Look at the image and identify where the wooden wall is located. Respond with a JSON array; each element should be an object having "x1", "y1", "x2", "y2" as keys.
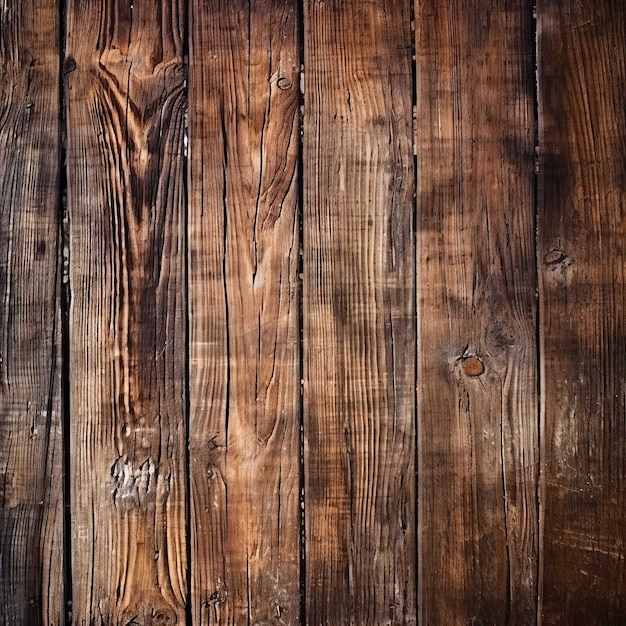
[{"x1": 0, "y1": 0, "x2": 624, "y2": 624}]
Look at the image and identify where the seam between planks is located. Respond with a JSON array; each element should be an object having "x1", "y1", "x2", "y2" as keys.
[
  {"x1": 59, "y1": 0, "x2": 73, "y2": 620},
  {"x1": 297, "y1": 0, "x2": 307, "y2": 624},
  {"x1": 183, "y1": 1, "x2": 192, "y2": 625},
  {"x1": 532, "y1": 3, "x2": 543, "y2": 625},
  {"x1": 409, "y1": 0, "x2": 419, "y2": 623}
]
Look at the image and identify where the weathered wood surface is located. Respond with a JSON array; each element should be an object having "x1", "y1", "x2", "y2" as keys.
[
  {"x1": 188, "y1": 0, "x2": 301, "y2": 623},
  {"x1": 415, "y1": 1, "x2": 538, "y2": 623},
  {"x1": 2, "y1": 1, "x2": 626, "y2": 623},
  {"x1": 538, "y1": 1, "x2": 626, "y2": 623},
  {"x1": 303, "y1": 0, "x2": 416, "y2": 623},
  {"x1": 65, "y1": 0, "x2": 187, "y2": 622},
  {"x1": 0, "y1": 1, "x2": 64, "y2": 624}
]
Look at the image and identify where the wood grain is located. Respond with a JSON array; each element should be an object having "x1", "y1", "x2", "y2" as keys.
[
  {"x1": 0, "y1": 1, "x2": 64, "y2": 623},
  {"x1": 538, "y1": 1, "x2": 626, "y2": 622},
  {"x1": 415, "y1": 1, "x2": 538, "y2": 623},
  {"x1": 303, "y1": 1, "x2": 416, "y2": 623},
  {"x1": 65, "y1": 0, "x2": 187, "y2": 622},
  {"x1": 188, "y1": 1, "x2": 301, "y2": 623}
]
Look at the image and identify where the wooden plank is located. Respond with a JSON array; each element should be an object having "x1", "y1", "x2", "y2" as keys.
[
  {"x1": 0, "y1": 1, "x2": 64, "y2": 623},
  {"x1": 538, "y1": 1, "x2": 626, "y2": 622},
  {"x1": 188, "y1": 1, "x2": 301, "y2": 623},
  {"x1": 303, "y1": 1, "x2": 416, "y2": 622},
  {"x1": 415, "y1": 1, "x2": 538, "y2": 622},
  {"x1": 65, "y1": 1, "x2": 187, "y2": 622}
]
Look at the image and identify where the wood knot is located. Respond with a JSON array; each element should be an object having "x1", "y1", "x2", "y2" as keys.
[
  {"x1": 462, "y1": 356, "x2": 484, "y2": 377},
  {"x1": 276, "y1": 76, "x2": 292, "y2": 90},
  {"x1": 151, "y1": 608, "x2": 177, "y2": 625},
  {"x1": 544, "y1": 248, "x2": 573, "y2": 269}
]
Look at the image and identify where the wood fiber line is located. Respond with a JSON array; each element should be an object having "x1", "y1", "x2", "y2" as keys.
[
  {"x1": 0, "y1": 1, "x2": 64, "y2": 623},
  {"x1": 538, "y1": 1, "x2": 626, "y2": 622},
  {"x1": 415, "y1": 1, "x2": 538, "y2": 623},
  {"x1": 188, "y1": 1, "x2": 301, "y2": 623},
  {"x1": 303, "y1": 1, "x2": 416, "y2": 623},
  {"x1": 65, "y1": 0, "x2": 188, "y2": 622}
]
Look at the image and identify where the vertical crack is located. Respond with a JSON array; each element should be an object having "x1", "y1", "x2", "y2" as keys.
[
  {"x1": 220, "y1": 110, "x2": 231, "y2": 452},
  {"x1": 498, "y1": 372, "x2": 512, "y2": 624}
]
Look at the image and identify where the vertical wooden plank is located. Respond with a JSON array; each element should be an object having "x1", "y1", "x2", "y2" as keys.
[
  {"x1": 415, "y1": 1, "x2": 538, "y2": 623},
  {"x1": 538, "y1": 1, "x2": 626, "y2": 622},
  {"x1": 188, "y1": 1, "x2": 301, "y2": 623},
  {"x1": 65, "y1": 0, "x2": 187, "y2": 622},
  {"x1": 303, "y1": 1, "x2": 416, "y2": 623},
  {"x1": 0, "y1": 1, "x2": 64, "y2": 623}
]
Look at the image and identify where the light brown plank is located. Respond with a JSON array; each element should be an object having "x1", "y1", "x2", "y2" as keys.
[
  {"x1": 0, "y1": 1, "x2": 64, "y2": 623},
  {"x1": 415, "y1": 1, "x2": 538, "y2": 622},
  {"x1": 188, "y1": 1, "x2": 301, "y2": 623},
  {"x1": 538, "y1": 1, "x2": 626, "y2": 622},
  {"x1": 303, "y1": 1, "x2": 416, "y2": 622},
  {"x1": 65, "y1": 0, "x2": 187, "y2": 622}
]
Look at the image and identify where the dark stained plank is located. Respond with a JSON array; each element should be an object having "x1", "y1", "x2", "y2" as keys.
[
  {"x1": 65, "y1": 0, "x2": 187, "y2": 622},
  {"x1": 415, "y1": 1, "x2": 538, "y2": 622},
  {"x1": 188, "y1": 1, "x2": 301, "y2": 623},
  {"x1": 538, "y1": 1, "x2": 626, "y2": 622},
  {"x1": 303, "y1": 1, "x2": 416, "y2": 623},
  {"x1": 0, "y1": 1, "x2": 64, "y2": 623}
]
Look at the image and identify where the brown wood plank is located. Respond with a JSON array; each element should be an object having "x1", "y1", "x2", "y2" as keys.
[
  {"x1": 415, "y1": 1, "x2": 538, "y2": 622},
  {"x1": 303, "y1": 1, "x2": 416, "y2": 623},
  {"x1": 538, "y1": 1, "x2": 626, "y2": 622},
  {"x1": 65, "y1": 0, "x2": 187, "y2": 622},
  {"x1": 0, "y1": 1, "x2": 64, "y2": 623},
  {"x1": 188, "y1": 1, "x2": 301, "y2": 623}
]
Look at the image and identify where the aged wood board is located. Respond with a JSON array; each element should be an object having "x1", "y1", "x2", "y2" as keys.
[
  {"x1": 0, "y1": 0, "x2": 623, "y2": 623},
  {"x1": 65, "y1": 0, "x2": 188, "y2": 621},
  {"x1": 416, "y1": 1, "x2": 539, "y2": 622},
  {"x1": 188, "y1": 0, "x2": 301, "y2": 623},
  {"x1": 0, "y1": 1, "x2": 64, "y2": 624},
  {"x1": 538, "y1": 0, "x2": 626, "y2": 622}
]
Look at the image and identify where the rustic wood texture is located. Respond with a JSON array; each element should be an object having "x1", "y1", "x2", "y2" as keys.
[
  {"x1": 538, "y1": 1, "x2": 626, "y2": 622},
  {"x1": 0, "y1": 1, "x2": 64, "y2": 624},
  {"x1": 188, "y1": 1, "x2": 301, "y2": 623},
  {"x1": 3, "y1": 2, "x2": 626, "y2": 622},
  {"x1": 303, "y1": 1, "x2": 416, "y2": 623},
  {"x1": 65, "y1": 0, "x2": 187, "y2": 622},
  {"x1": 415, "y1": 1, "x2": 538, "y2": 623}
]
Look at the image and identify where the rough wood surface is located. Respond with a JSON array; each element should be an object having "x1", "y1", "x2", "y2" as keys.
[
  {"x1": 65, "y1": 0, "x2": 187, "y2": 622},
  {"x1": 415, "y1": 1, "x2": 538, "y2": 623},
  {"x1": 3, "y1": 2, "x2": 626, "y2": 622},
  {"x1": 538, "y1": 1, "x2": 626, "y2": 622},
  {"x1": 0, "y1": 1, "x2": 64, "y2": 624},
  {"x1": 303, "y1": 1, "x2": 416, "y2": 623},
  {"x1": 188, "y1": 1, "x2": 301, "y2": 623}
]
